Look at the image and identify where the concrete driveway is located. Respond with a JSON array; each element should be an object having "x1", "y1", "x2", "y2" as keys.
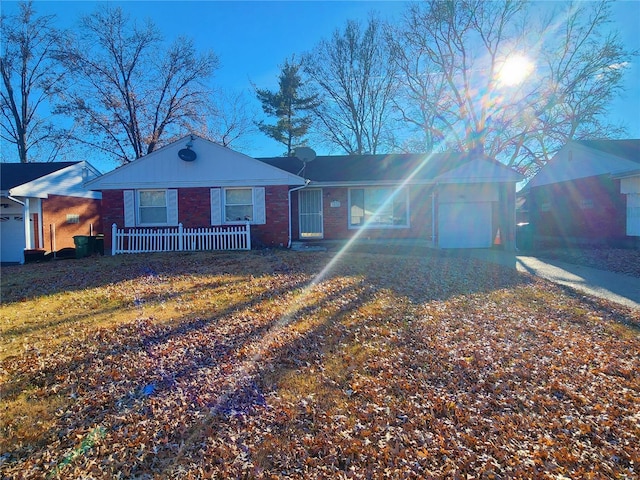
[{"x1": 467, "y1": 250, "x2": 640, "y2": 310}]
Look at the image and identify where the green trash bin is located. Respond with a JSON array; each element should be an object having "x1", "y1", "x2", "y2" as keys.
[
  {"x1": 73, "y1": 235, "x2": 90, "y2": 259},
  {"x1": 87, "y1": 236, "x2": 96, "y2": 255}
]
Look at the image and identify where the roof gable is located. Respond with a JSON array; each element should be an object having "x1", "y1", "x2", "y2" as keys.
[
  {"x1": 88, "y1": 135, "x2": 305, "y2": 190},
  {"x1": 7, "y1": 162, "x2": 102, "y2": 199},
  {"x1": 259, "y1": 152, "x2": 521, "y2": 184},
  {"x1": 528, "y1": 139, "x2": 640, "y2": 188}
]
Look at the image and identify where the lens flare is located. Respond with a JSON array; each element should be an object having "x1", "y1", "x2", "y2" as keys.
[{"x1": 497, "y1": 55, "x2": 534, "y2": 86}]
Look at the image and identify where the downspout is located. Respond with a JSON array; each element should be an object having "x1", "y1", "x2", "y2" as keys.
[{"x1": 288, "y1": 180, "x2": 310, "y2": 248}]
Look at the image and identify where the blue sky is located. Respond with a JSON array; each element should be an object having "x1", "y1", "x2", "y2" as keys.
[{"x1": 4, "y1": 1, "x2": 640, "y2": 171}]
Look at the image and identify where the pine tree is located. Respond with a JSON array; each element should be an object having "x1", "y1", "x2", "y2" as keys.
[{"x1": 256, "y1": 58, "x2": 319, "y2": 156}]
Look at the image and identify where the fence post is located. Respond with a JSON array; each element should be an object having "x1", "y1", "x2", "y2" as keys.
[
  {"x1": 178, "y1": 223, "x2": 184, "y2": 251},
  {"x1": 111, "y1": 223, "x2": 117, "y2": 256},
  {"x1": 246, "y1": 222, "x2": 251, "y2": 250}
]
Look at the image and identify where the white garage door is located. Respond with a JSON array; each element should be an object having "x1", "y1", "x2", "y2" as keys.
[
  {"x1": 438, "y1": 202, "x2": 492, "y2": 248},
  {"x1": 0, "y1": 215, "x2": 26, "y2": 263}
]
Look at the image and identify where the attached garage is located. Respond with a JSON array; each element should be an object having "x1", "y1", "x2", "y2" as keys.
[
  {"x1": 0, "y1": 162, "x2": 102, "y2": 264},
  {"x1": 437, "y1": 184, "x2": 499, "y2": 249}
]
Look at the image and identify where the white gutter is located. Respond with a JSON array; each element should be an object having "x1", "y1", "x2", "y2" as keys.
[
  {"x1": 288, "y1": 180, "x2": 310, "y2": 248},
  {"x1": 7, "y1": 195, "x2": 25, "y2": 206}
]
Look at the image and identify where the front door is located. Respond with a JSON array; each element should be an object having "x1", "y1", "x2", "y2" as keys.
[{"x1": 299, "y1": 189, "x2": 323, "y2": 239}]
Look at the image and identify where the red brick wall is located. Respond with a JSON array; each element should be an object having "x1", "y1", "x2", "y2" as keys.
[
  {"x1": 252, "y1": 185, "x2": 289, "y2": 247},
  {"x1": 101, "y1": 190, "x2": 125, "y2": 253},
  {"x1": 530, "y1": 175, "x2": 627, "y2": 245},
  {"x1": 321, "y1": 187, "x2": 349, "y2": 239},
  {"x1": 292, "y1": 185, "x2": 435, "y2": 241},
  {"x1": 42, "y1": 195, "x2": 102, "y2": 251},
  {"x1": 178, "y1": 187, "x2": 211, "y2": 227},
  {"x1": 100, "y1": 186, "x2": 291, "y2": 251}
]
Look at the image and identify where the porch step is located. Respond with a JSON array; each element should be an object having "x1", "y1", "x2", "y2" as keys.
[{"x1": 290, "y1": 241, "x2": 327, "y2": 252}]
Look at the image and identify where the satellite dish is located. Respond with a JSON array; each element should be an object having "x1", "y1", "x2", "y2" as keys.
[
  {"x1": 178, "y1": 148, "x2": 197, "y2": 162},
  {"x1": 294, "y1": 147, "x2": 316, "y2": 163}
]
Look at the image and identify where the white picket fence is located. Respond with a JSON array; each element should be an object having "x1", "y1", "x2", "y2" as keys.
[{"x1": 111, "y1": 223, "x2": 251, "y2": 255}]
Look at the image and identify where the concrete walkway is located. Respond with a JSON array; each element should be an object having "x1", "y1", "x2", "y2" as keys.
[{"x1": 466, "y1": 249, "x2": 640, "y2": 310}]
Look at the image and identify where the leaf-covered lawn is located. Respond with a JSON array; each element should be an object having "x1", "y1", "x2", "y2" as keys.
[{"x1": 1, "y1": 249, "x2": 638, "y2": 479}]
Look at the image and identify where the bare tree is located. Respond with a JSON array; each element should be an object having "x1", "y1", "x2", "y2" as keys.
[
  {"x1": 203, "y1": 88, "x2": 259, "y2": 149},
  {"x1": 0, "y1": 1, "x2": 67, "y2": 163},
  {"x1": 518, "y1": 1, "x2": 630, "y2": 172},
  {"x1": 303, "y1": 15, "x2": 397, "y2": 155},
  {"x1": 57, "y1": 6, "x2": 219, "y2": 164},
  {"x1": 391, "y1": 0, "x2": 633, "y2": 175}
]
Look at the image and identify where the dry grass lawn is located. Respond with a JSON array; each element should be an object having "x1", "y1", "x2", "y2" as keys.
[{"x1": 1, "y1": 248, "x2": 639, "y2": 479}]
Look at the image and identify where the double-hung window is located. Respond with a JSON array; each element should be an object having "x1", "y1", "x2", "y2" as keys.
[
  {"x1": 349, "y1": 187, "x2": 408, "y2": 228},
  {"x1": 210, "y1": 187, "x2": 265, "y2": 225},
  {"x1": 138, "y1": 190, "x2": 168, "y2": 225},
  {"x1": 224, "y1": 188, "x2": 254, "y2": 222}
]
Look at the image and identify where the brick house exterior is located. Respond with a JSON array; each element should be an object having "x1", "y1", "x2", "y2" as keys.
[
  {"x1": 526, "y1": 140, "x2": 640, "y2": 248},
  {"x1": 530, "y1": 176, "x2": 627, "y2": 243},
  {"x1": 100, "y1": 185, "x2": 290, "y2": 252},
  {"x1": 89, "y1": 135, "x2": 522, "y2": 253},
  {"x1": 0, "y1": 162, "x2": 102, "y2": 263},
  {"x1": 260, "y1": 153, "x2": 522, "y2": 250},
  {"x1": 87, "y1": 136, "x2": 305, "y2": 252}
]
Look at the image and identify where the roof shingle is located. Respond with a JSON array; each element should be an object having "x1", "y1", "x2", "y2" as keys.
[
  {"x1": 258, "y1": 152, "x2": 506, "y2": 183},
  {"x1": 0, "y1": 162, "x2": 78, "y2": 191}
]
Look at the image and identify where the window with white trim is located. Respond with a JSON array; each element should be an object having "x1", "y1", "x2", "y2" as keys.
[
  {"x1": 224, "y1": 188, "x2": 254, "y2": 222},
  {"x1": 138, "y1": 190, "x2": 168, "y2": 225},
  {"x1": 349, "y1": 187, "x2": 409, "y2": 228}
]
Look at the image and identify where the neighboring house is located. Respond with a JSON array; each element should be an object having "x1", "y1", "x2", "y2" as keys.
[
  {"x1": 86, "y1": 135, "x2": 522, "y2": 253},
  {"x1": 0, "y1": 162, "x2": 103, "y2": 263},
  {"x1": 525, "y1": 139, "x2": 640, "y2": 248},
  {"x1": 259, "y1": 152, "x2": 522, "y2": 250}
]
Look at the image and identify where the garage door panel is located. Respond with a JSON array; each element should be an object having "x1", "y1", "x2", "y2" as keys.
[
  {"x1": 439, "y1": 202, "x2": 492, "y2": 248},
  {"x1": 1, "y1": 215, "x2": 26, "y2": 263}
]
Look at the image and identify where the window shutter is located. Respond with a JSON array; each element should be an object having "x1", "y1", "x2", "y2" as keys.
[
  {"x1": 124, "y1": 190, "x2": 135, "y2": 227},
  {"x1": 253, "y1": 187, "x2": 266, "y2": 225},
  {"x1": 166, "y1": 189, "x2": 178, "y2": 225},
  {"x1": 210, "y1": 188, "x2": 222, "y2": 225}
]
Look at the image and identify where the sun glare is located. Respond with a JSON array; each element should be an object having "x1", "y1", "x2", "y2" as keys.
[{"x1": 497, "y1": 55, "x2": 534, "y2": 86}]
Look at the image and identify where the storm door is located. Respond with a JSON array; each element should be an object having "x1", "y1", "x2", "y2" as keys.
[{"x1": 299, "y1": 189, "x2": 323, "y2": 239}]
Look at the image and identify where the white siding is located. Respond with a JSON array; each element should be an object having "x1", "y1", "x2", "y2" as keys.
[
  {"x1": 88, "y1": 136, "x2": 305, "y2": 190},
  {"x1": 439, "y1": 184, "x2": 499, "y2": 203},
  {"x1": 621, "y1": 176, "x2": 640, "y2": 194}
]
